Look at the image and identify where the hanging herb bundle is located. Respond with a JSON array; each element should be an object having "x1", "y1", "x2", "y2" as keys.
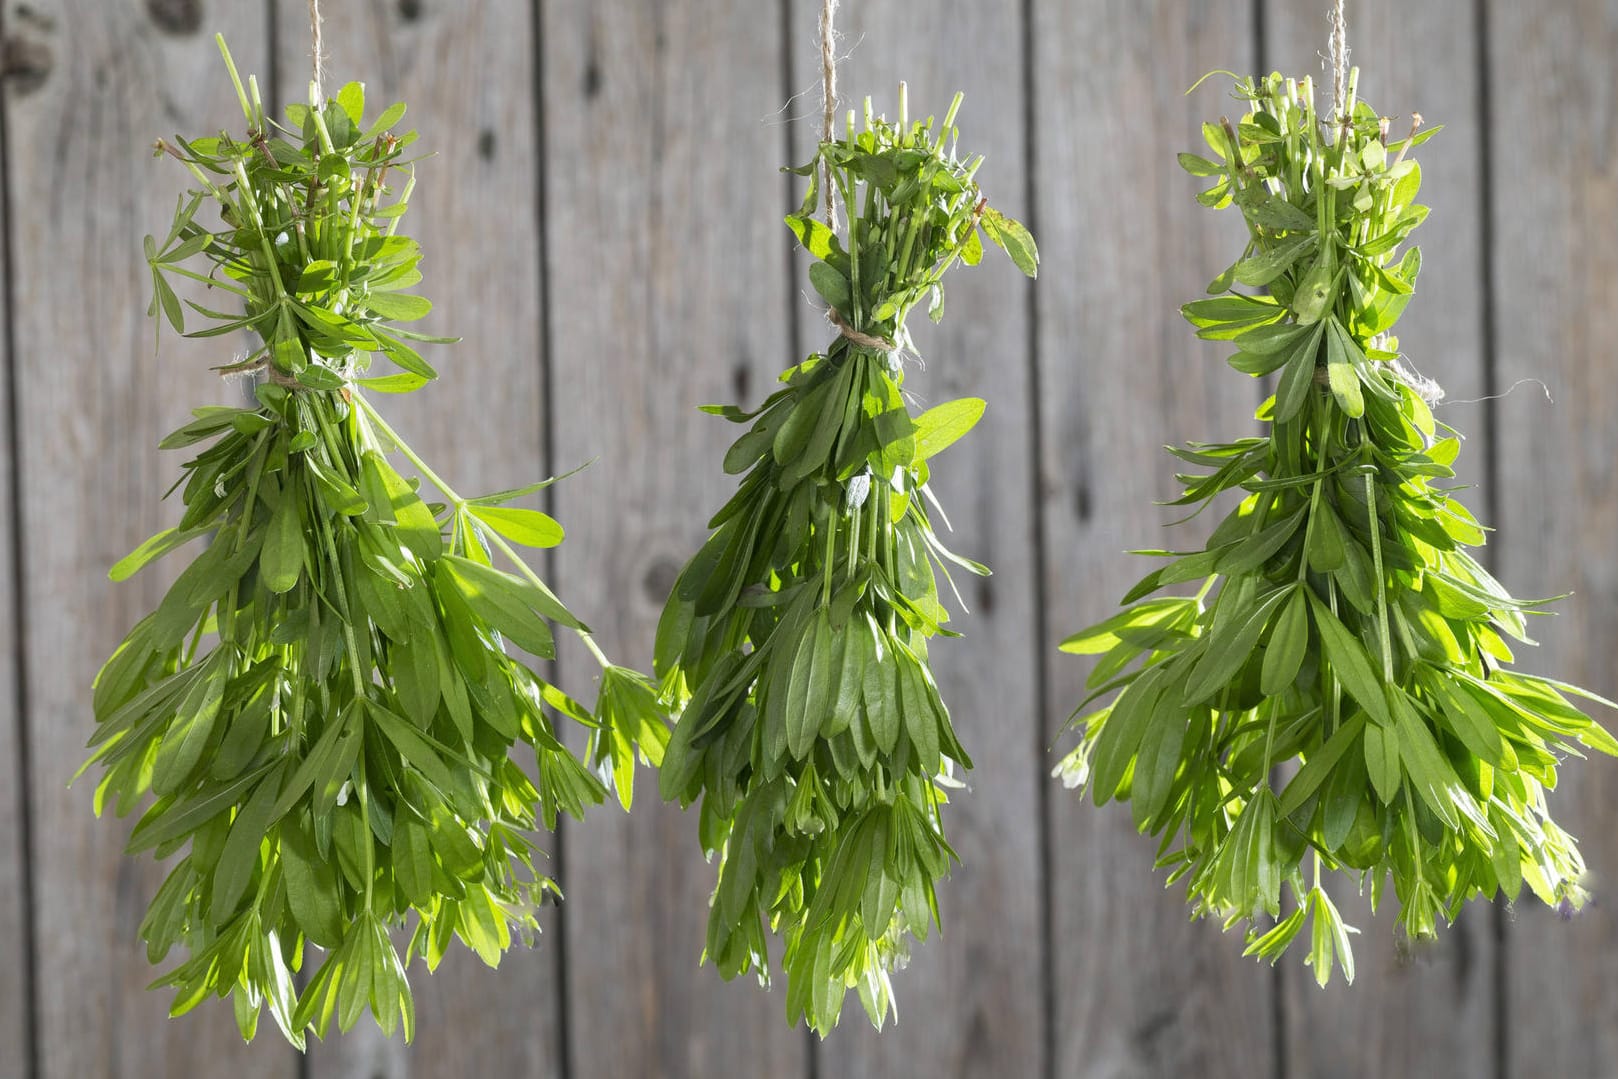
[
  {"x1": 1056, "y1": 70, "x2": 1617, "y2": 985},
  {"x1": 85, "y1": 38, "x2": 668, "y2": 1046},
  {"x1": 654, "y1": 90, "x2": 1037, "y2": 1034}
]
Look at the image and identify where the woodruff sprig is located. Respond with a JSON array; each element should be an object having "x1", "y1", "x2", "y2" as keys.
[
  {"x1": 1058, "y1": 71, "x2": 1617, "y2": 986},
  {"x1": 86, "y1": 38, "x2": 668, "y2": 1047},
  {"x1": 655, "y1": 90, "x2": 1036, "y2": 1035}
]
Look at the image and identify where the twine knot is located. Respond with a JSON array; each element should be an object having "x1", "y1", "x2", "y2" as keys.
[{"x1": 826, "y1": 307, "x2": 897, "y2": 354}]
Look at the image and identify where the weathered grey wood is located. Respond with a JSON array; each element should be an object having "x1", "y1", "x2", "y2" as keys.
[
  {"x1": 0, "y1": 8, "x2": 30, "y2": 1069},
  {"x1": 273, "y1": 2, "x2": 563, "y2": 1074},
  {"x1": 1264, "y1": 4, "x2": 1498, "y2": 1076},
  {"x1": 1489, "y1": 3, "x2": 1618, "y2": 1075},
  {"x1": 786, "y1": 2, "x2": 1048, "y2": 1074},
  {"x1": 4, "y1": 3, "x2": 293, "y2": 1076},
  {"x1": 542, "y1": 3, "x2": 811, "y2": 1076},
  {"x1": 1033, "y1": 3, "x2": 1280, "y2": 1077}
]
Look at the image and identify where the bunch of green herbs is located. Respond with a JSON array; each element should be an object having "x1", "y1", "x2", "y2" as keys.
[
  {"x1": 655, "y1": 89, "x2": 1036, "y2": 1035},
  {"x1": 1057, "y1": 71, "x2": 1617, "y2": 985},
  {"x1": 86, "y1": 38, "x2": 667, "y2": 1047}
]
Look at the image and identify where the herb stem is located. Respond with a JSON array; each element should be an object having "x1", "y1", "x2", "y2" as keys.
[
  {"x1": 1365, "y1": 469, "x2": 1394, "y2": 682},
  {"x1": 358, "y1": 752, "x2": 376, "y2": 911},
  {"x1": 231, "y1": 161, "x2": 291, "y2": 301}
]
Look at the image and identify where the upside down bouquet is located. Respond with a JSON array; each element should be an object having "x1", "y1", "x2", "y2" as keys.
[
  {"x1": 87, "y1": 40, "x2": 667, "y2": 1045},
  {"x1": 656, "y1": 91, "x2": 1036, "y2": 1033},
  {"x1": 1058, "y1": 71, "x2": 1616, "y2": 984}
]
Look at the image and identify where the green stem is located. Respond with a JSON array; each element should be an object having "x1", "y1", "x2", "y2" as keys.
[
  {"x1": 821, "y1": 513, "x2": 838, "y2": 607},
  {"x1": 358, "y1": 753, "x2": 375, "y2": 911},
  {"x1": 1324, "y1": 579, "x2": 1343, "y2": 736},
  {"x1": 231, "y1": 160, "x2": 291, "y2": 300},
  {"x1": 215, "y1": 34, "x2": 254, "y2": 126},
  {"x1": 1296, "y1": 398, "x2": 1331, "y2": 583},
  {"x1": 1365, "y1": 469, "x2": 1394, "y2": 682},
  {"x1": 386, "y1": 174, "x2": 416, "y2": 238}
]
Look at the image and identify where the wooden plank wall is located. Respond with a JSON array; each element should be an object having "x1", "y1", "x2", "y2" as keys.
[
  {"x1": 1491, "y1": 3, "x2": 1618, "y2": 1076},
  {"x1": 1, "y1": 2, "x2": 1615, "y2": 1077},
  {"x1": 0, "y1": 4, "x2": 28, "y2": 1073}
]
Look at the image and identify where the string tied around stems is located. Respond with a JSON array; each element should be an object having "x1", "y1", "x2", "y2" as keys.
[{"x1": 825, "y1": 307, "x2": 897, "y2": 354}]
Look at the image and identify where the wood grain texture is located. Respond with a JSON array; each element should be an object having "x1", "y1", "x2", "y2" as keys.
[
  {"x1": 1032, "y1": 4, "x2": 1279, "y2": 1077},
  {"x1": 1489, "y1": 2, "x2": 1618, "y2": 1075},
  {"x1": 541, "y1": 3, "x2": 811, "y2": 1076},
  {"x1": 272, "y1": 1, "x2": 563, "y2": 1074},
  {"x1": 0, "y1": 2, "x2": 30, "y2": 1068},
  {"x1": 1265, "y1": 4, "x2": 1498, "y2": 1076},
  {"x1": 787, "y1": 2, "x2": 1048, "y2": 1075},
  {"x1": 3, "y1": 2, "x2": 293, "y2": 1076}
]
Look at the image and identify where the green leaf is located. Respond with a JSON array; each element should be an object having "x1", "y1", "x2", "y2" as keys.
[
  {"x1": 152, "y1": 664, "x2": 226, "y2": 795},
  {"x1": 1177, "y1": 152, "x2": 1223, "y2": 177},
  {"x1": 1277, "y1": 713, "x2": 1367, "y2": 817},
  {"x1": 1307, "y1": 592, "x2": 1392, "y2": 727},
  {"x1": 261, "y1": 492, "x2": 305, "y2": 593},
  {"x1": 361, "y1": 100, "x2": 407, "y2": 141},
  {"x1": 1131, "y1": 688, "x2": 1188, "y2": 826},
  {"x1": 360, "y1": 450, "x2": 443, "y2": 563},
  {"x1": 1362, "y1": 720, "x2": 1400, "y2": 804},
  {"x1": 356, "y1": 372, "x2": 430, "y2": 394},
  {"x1": 981, "y1": 208, "x2": 1039, "y2": 277},
  {"x1": 1390, "y1": 690, "x2": 1473, "y2": 831},
  {"x1": 1091, "y1": 669, "x2": 1166, "y2": 804},
  {"x1": 1233, "y1": 235, "x2": 1315, "y2": 287},
  {"x1": 1183, "y1": 587, "x2": 1291, "y2": 706},
  {"x1": 295, "y1": 364, "x2": 347, "y2": 392},
  {"x1": 209, "y1": 775, "x2": 280, "y2": 922},
  {"x1": 270, "y1": 700, "x2": 361, "y2": 821},
  {"x1": 306, "y1": 456, "x2": 369, "y2": 516},
  {"x1": 280, "y1": 818, "x2": 345, "y2": 948},
  {"x1": 785, "y1": 212, "x2": 845, "y2": 261},
  {"x1": 374, "y1": 331, "x2": 439, "y2": 380},
  {"x1": 912, "y1": 397, "x2": 985, "y2": 462},
  {"x1": 367, "y1": 292, "x2": 433, "y2": 322},
  {"x1": 153, "y1": 271, "x2": 185, "y2": 334},
  {"x1": 1324, "y1": 317, "x2": 1365, "y2": 417},
  {"x1": 1261, "y1": 589, "x2": 1309, "y2": 695},
  {"x1": 808, "y1": 262, "x2": 853, "y2": 312},
  {"x1": 336, "y1": 81, "x2": 366, "y2": 126},
  {"x1": 1245, "y1": 197, "x2": 1316, "y2": 231},
  {"x1": 1425, "y1": 671, "x2": 1505, "y2": 765},
  {"x1": 1272, "y1": 322, "x2": 1324, "y2": 422},
  {"x1": 393, "y1": 818, "x2": 433, "y2": 907},
  {"x1": 466, "y1": 460, "x2": 593, "y2": 507},
  {"x1": 109, "y1": 526, "x2": 205, "y2": 582},
  {"x1": 1060, "y1": 598, "x2": 1192, "y2": 655},
  {"x1": 369, "y1": 702, "x2": 457, "y2": 794},
  {"x1": 467, "y1": 505, "x2": 565, "y2": 548},
  {"x1": 789, "y1": 613, "x2": 835, "y2": 759},
  {"x1": 441, "y1": 555, "x2": 558, "y2": 658}
]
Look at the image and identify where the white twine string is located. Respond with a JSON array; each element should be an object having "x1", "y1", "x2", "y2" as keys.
[
  {"x1": 309, "y1": 0, "x2": 326, "y2": 102},
  {"x1": 1328, "y1": 0, "x2": 1348, "y2": 123},
  {"x1": 819, "y1": 0, "x2": 840, "y2": 234}
]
